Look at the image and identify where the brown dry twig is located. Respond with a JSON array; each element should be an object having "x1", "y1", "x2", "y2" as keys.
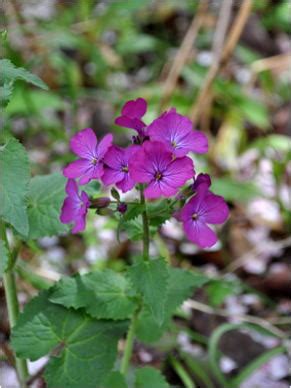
[
  {"x1": 199, "y1": 0, "x2": 233, "y2": 133},
  {"x1": 189, "y1": 0, "x2": 253, "y2": 122},
  {"x1": 224, "y1": 236, "x2": 291, "y2": 274},
  {"x1": 159, "y1": 0, "x2": 209, "y2": 111}
]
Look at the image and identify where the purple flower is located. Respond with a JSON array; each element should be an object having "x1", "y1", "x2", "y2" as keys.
[
  {"x1": 147, "y1": 110, "x2": 208, "y2": 157},
  {"x1": 102, "y1": 145, "x2": 139, "y2": 192},
  {"x1": 115, "y1": 98, "x2": 147, "y2": 135},
  {"x1": 60, "y1": 179, "x2": 90, "y2": 233},
  {"x1": 129, "y1": 141, "x2": 194, "y2": 199},
  {"x1": 63, "y1": 128, "x2": 113, "y2": 185},
  {"x1": 179, "y1": 181, "x2": 229, "y2": 248}
]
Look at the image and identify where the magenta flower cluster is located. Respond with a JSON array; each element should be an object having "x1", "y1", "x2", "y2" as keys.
[{"x1": 60, "y1": 98, "x2": 229, "y2": 247}]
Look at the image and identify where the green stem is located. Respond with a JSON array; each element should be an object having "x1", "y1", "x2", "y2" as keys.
[
  {"x1": 140, "y1": 187, "x2": 149, "y2": 261},
  {"x1": 1, "y1": 223, "x2": 28, "y2": 387},
  {"x1": 170, "y1": 356, "x2": 195, "y2": 388},
  {"x1": 120, "y1": 308, "x2": 139, "y2": 375},
  {"x1": 120, "y1": 187, "x2": 150, "y2": 375}
]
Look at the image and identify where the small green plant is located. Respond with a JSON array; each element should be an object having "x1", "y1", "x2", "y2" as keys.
[{"x1": 2, "y1": 60, "x2": 288, "y2": 388}]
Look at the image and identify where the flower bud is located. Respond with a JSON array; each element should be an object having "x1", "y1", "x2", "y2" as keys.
[
  {"x1": 90, "y1": 197, "x2": 111, "y2": 209},
  {"x1": 111, "y1": 187, "x2": 120, "y2": 201},
  {"x1": 117, "y1": 202, "x2": 127, "y2": 214}
]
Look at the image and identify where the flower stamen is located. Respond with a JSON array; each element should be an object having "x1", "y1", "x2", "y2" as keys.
[{"x1": 155, "y1": 172, "x2": 163, "y2": 181}]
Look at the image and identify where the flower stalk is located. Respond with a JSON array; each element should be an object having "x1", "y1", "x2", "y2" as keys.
[
  {"x1": 120, "y1": 307, "x2": 139, "y2": 375},
  {"x1": 1, "y1": 222, "x2": 29, "y2": 387},
  {"x1": 120, "y1": 186, "x2": 150, "y2": 376},
  {"x1": 140, "y1": 187, "x2": 149, "y2": 261}
]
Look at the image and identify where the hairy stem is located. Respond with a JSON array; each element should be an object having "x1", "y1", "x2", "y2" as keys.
[
  {"x1": 120, "y1": 187, "x2": 149, "y2": 376},
  {"x1": 1, "y1": 223, "x2": 29, "y2": 387},
  {"x1": 140, "y1": 187, "x2": 150, "y2": 261},
  {"x1": 120, "y1": 308, "x2": 139, "y2": 375}
]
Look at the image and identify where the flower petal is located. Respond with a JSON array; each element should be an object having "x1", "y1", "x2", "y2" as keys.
[
  {"x1": 187, "y1": 130, "x2": 208, "y2": 154},
  {"x1": 60, "y1": 197, "x2": 77, "y2": 223},
  {"x1": 70, "y1": 128, "x2": 97, "y2": 159},
  {"x1": 128, "y1": 148, "x2": 153, "y2": 183},
  {"x1": 183, "y1": 219, "x2": 218, "y2": 248},
  {"x1": 144, "y1": 180, "x2": 163, "y2": 199},
  {"x1": 65, "y1": 179, "x2": 79, "y2": 197},
  {"x1": 103, "y1": 145, "x2": 124, "y2": 169},
  {"x1": 121, "y1": 98, "x2": 147, "y2": 118},
  {"x1": 72, "y1": 214, "x2": 86, "y2": 233},
  {"x1": 63, "y1": 159, "x2": 92, "y2": 179},
  {"x1": 115, "y1": 116, "x2": 145, "y2": 132},
  {"x1": 143, "y1": 141, "x2": 172, "y2": 172},
  {"x1": 179, "y1": 184, "x2": 209, "y2": 222},
  {"x1": 97, "y1": 134, "x2": 113, "y2": 159},
  {"x1": 163, "y1": 156, "x2": 194, "y2": 188},
  {"x1": 116, "y1": 174, "x2": 135, "y2": 193},
  {"x1": 80, "y1": 191, "x2": 90, "y2": 207},
  {"x1": 199, "y1": 192, "x2": 229, "y2": 224},
  {"x1": 78, "y1": 163, "x2": 104, "y2": 185},
  {"x1": 193, "y1": 173, "x2": 211, "y2": 191},
  {"x1": 102, "y1": 166, "x2": 124, "y2": 185}
]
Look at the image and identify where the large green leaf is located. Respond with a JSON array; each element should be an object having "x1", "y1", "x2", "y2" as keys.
[
  {"x1": 136, "y1": 268, "x2": 208, "y2": 343},
  {"x1": 0, "y1": 59, "x2": 48, "y2": 90},
  {"x1": 0, "y1": 136, "x2": 30, "y2": 236},
  {"x1": 27, "y1": 173, "x2": 68, "y2": 239},
  {"x1": 135, "y1": 367, "x2": 169, "y2": 388},
  {"x1": 50, "y1": 269, "x2": 138, "y2": 320},
  {"x1": 0, "y1": 239, "x2": 9, "y2": 278},
  {"x1": 128, "y1": 258, "x2": 169, "y2": 326},
  {"x1": 102, "y1": 371, "x2": 127, "y2": 388},
  {"x1": 11, "y1": 291, "x2": 128, "y2": 388},
  {"x1": 0, "y1": 59, "x2": 48, "y2": 108}
]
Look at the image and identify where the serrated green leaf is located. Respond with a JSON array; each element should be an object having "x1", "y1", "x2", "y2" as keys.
[
  {"x1": 102, "y1": 371, "x2": 127, "y2": 388},
  {"x1": 0, "y1": 239, "x2": 9, "y2": 277},
  {"x1": 27, "y1": 173, "x2": 68, "y2": 239},
  {"x1": 135, "y1": 367, "x2": 169, "y2": 388},
  {"x1": 0, "y1": 136, "x2": 30, "y2": 236},
  {"x1": 122, "y1": 203, "x2": 145, "y2": 222},
  {"x1": 128, "y1": 258, "x2": 169, "y2": 325},
  {"x1": 147, "y1": 200, "x2": 172, "y2": 227},
  {"x1": 121, "y1": 217, "x2": 158, "y2": 241},
  {"x1": 136, "y1": 268, "x2": 208, "y2": 343},
  {"x1": 0, "y1": 59, "x2": 48, "y2": 90},
  {"x1": 122, "y1": 218, "x2": 144, "y2": 240},
  {"x1": 0, "y1": 83, "x2": 13, "y2": 107},
  {"x1": 50, "y1": 269, "x2": 137, "y2": 320},
  {"x1": 11, "y1": 291, "x2": 128, "y2": 388}
]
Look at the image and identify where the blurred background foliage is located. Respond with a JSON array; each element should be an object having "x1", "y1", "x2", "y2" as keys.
[{"x1": 1, "y1": 1, "x2": 291, "y2": 387}]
